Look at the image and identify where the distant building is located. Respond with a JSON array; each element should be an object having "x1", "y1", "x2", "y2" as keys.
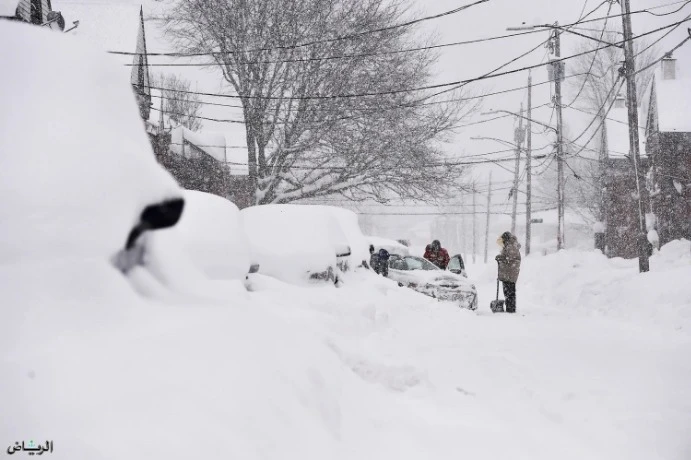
[
  {"x1": 124, "y1": 7, "x2": 251, "y2": 207},
  {"x1": 156, "y1": 126, "x2": 252, "y2": 208},
  {"x1": 641, "y1": 55, "x2": 691, "y2": 245},
  {"x1": 600, "y1": 94, "x2": 649, "y2": 258},
  {"x1": 602, "y1": 156, "x2": 649, "y2": 259}
]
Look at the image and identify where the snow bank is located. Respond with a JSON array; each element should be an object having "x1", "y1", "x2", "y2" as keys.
[
  {"x1": 474, "y1": 239, "x2": 691, "y2": 331},
  {"x1": 0, "y1": 22, "x2": 181, "y2": 264},
  {"x1": 149, "y1": 190, "x2": 251, "y2": 280},
  {"x1": 241, "y1": 204, "x2": 351, "y2": 284}
]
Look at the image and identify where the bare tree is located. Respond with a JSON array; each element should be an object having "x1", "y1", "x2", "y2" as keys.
[
  {"x1": 568, "y1": 29, "x2": 657, "y2": 115},
  {"x1": 153, "y1": 73, "x2": 203, "y2": 131},
  {"x1": 163, "y1": 0, "x2": 476, "y2": 205},
  {"x1": 542, "y1": 30, "x2": 659, "y2": 223}
]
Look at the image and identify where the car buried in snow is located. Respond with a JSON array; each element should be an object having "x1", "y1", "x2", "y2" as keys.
[{"x1": 387, "y1": 254, "x2": 478, "y2": 310}]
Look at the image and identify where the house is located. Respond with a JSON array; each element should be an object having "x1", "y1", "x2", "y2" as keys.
[
  {"x1": 122, "y1": 7, "x2": 251, "y2": 206},
  {"x1": 154, "y1": 126, "x2": 252, "y2": 208},
  {"x1": 641, "y1": 55, "x2": 691, "y2": 246},
  {"x1": 602, "y1": 156, "x2": 649, "y2": 259},
  {"x1": 600, "y1": 94, "x2": 649, "y2": 258},
  {"x1": 1, "y1": 0, "x2": 65, "y2": 30}
]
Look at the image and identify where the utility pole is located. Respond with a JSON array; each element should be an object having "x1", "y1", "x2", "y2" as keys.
[
  {"x1": 484, "y1": 173, "x2": 493, "y2": 263},
  {"x1": 526, "y1": 71, "x2": 533, "y2": 255},
  {"x1": 595, "y1": 113, "x2": 608, "y2": 252},
  {"x1": 621, "y1": 0, "x2": 650, "y2": 272},
  {"x1": 460, "y1": 193, "x2": 466, "y2": 258},
  {"x1": 552, "y1": 23, "x2": 566, "y2": 250},
  {"x1": 472, "y1": 181, "x2": 477, "y2": 264},
  {"x1": 511, "y1": 104, "x2": 524, "y2": 234}
]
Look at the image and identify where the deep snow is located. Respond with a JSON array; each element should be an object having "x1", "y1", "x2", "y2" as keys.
[
  {"x1": 2, "y1": 241, "x2": 690, "y2": 460},
  {"x1": 2, "y1": 18, "x2": 691, "y2": 460}
]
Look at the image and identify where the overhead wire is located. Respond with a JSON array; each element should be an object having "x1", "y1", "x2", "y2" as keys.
[
  {"x1": 111, "y1": 1, "x2": 686, "y2": 58},
  {"x1": 111, "y1": 0, "x2": 490, "y2": 57},
  {"x1": 140, "y1": 19, "x2": 691, "y2": 102},
  {"x1": 564, "y1": 0, "x2": 615, "y2": 108}
]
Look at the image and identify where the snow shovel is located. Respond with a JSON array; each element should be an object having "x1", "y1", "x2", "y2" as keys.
[{"x1": 490, "y1": 261, "x2": 505, "y2": 313}]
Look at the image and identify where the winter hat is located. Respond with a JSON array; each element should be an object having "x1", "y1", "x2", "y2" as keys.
[{"x1": 501, "y1": 231, "x2": 513, "y2": 243}]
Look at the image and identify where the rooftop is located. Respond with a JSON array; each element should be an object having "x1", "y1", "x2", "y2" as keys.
[{"x1": 641, "y1": 57, "x2": 691, "y2": 134}]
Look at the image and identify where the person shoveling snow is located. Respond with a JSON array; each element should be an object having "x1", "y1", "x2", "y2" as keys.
[{"x1": 495, "y1": 231, "x2": 521, "y2": 313}]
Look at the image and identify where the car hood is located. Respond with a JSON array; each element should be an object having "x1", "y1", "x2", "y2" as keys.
[{"x1": 389, "y1": 268, "x2": 474, "y2": 288}]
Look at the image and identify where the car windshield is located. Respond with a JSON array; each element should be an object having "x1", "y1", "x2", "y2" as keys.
[{"x1": 390, "y1": 256, "x2": 439, "y2": 271}]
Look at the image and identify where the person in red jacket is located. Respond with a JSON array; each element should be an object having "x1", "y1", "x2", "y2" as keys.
[{"x1": 424, "y1": 240, "x2": 450, "y2": 269}]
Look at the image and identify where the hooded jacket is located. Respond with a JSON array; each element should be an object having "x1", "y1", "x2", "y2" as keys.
[
  {"x1": 424, "y1": 246, "x2": 450, "y2": 269},
  {"x1": 496, "y1": 233, "x2": 521, "y2": 283}
]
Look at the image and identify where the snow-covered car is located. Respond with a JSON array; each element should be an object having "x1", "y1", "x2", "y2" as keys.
[
  {"x1": 368, "y1": 236, "x2": 411, "y2": 256},
  {"x1": 0, "y1": 21, "x2": 184, "y2": 279},
  {"x1": 148, "y1": 190, "x2": 253, "y2": 281},
  {"x1": 241, "y1": 204, "x2": 353, "y2": 285},
  {"x1": 387, "y1": 255, "x2": 478, "y2": 310}
]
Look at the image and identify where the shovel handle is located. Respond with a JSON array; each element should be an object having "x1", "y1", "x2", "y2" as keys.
[{"x1": 495, "y1": 259, "x2": 501, "y2": 301}]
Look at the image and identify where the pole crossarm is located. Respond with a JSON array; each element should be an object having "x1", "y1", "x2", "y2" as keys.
[
  {"x1": 470, "y1": 136, "x2": 520, "y2": 148},
  {"x1": 507, "y1": 23, "x2": 623, "y2": 48},
  {"x1": 481, "y1": 110, "x2": 557, "y2": 134}
]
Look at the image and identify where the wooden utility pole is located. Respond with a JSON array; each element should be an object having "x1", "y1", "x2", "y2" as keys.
[
  {"x1": 553, "y1": 23, "x2": 566, "y2": 250},
  {"x1": 511, "y1": 104, "x2": 524, "y2": 234},
  {"x1": 484, "y1": 173, "x2": 493, "y2": 263},
  {"x1": 460, "y1": 193, "x2": 466, "y2": 258},
  {"x1": 620, "y1": 0, "x2": 650, "y2": 272},
  {"x1": 526, "y1": 71, "x2": 533, "y2": 255},
  {"x1": 472, "y1": 182, "x2": 477, "y2": 264}
]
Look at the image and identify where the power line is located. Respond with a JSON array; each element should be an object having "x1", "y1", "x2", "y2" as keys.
[
  {"x1": 564, "y1": 0, "x2": 615, "y2": 108},
  {"x1": 645, "y1": 0, "x2": 691, "y2": 16},
  {"x1": 141, "y1": 19, "x2": 691, "y2": 102},
  {"x1": 110, "y1": 1, "x2": 687, "y2": 58},
  {"x1": 126, "y1": 31, "x2": 550, "y2": 66},
  {"x1": 149, "y1": 75, "x2": 577, "y2": 113},
  {"x1": 632, "y1": 30, "x2": 691, "y2": 76},
  {"x1": 111, "y1": 0, "x2": 489, "y2": 57},
  {"x1": 563, "y1": 33, "x2": 691, "y2": 164},
  {"x1": 355, "y1": 207, "x2": 556, "y2": 216}
]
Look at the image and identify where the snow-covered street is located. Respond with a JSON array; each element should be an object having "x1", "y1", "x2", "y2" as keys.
[
  {"x1": 3, "y1": 1, "x2": 691, "y2": 458},
  {"x1": 2, "y1": 242, "x2": 689, "y2": 460}
]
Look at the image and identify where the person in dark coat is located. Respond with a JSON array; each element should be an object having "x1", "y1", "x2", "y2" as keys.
[
  {"x1": 495, "y1": 231, "x2": 521, "y2": 313},
  {"x1": 424, "y1": 240, "x2": 450, "y2": 269},
  {"x1": 368, "y1": 245, "x2": 379, "y2": 271},
  {"x1": 368, "y1": 245, "x2": 389, "y2": 277},
  {"x1": 376, "y1": 248, "x2": 390, "y2": 277}
]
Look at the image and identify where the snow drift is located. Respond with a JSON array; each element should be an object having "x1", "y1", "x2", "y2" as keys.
[
  {"x1": 149, "y1": 190, "x2": 251, "y2": 280},
  {"x1": 0, "y1": 22, "x2": 181, "y2": 265}
]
